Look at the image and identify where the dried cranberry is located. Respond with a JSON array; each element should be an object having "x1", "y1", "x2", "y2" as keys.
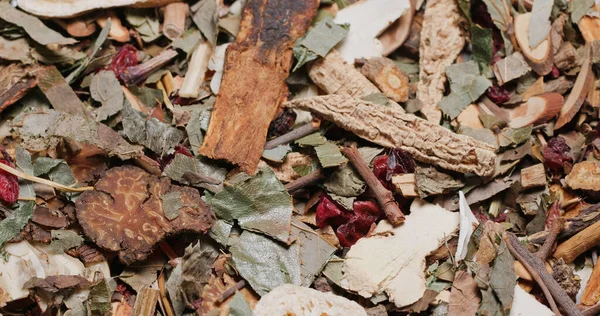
[
  {"x1": 485, "y1": 85, "x2": 511, "y2": 104},
  {"x1": 545, "y1": 201, "x2": 561, "y2": 230},
  {"x1": 543, "y1": 137, "x2": 573, "y2": 173},
  {"x1": 0, "y1": 149, "x2": 19, "y2": 205},
  {"x1": 115, "y1": 283, "x2": 133, "y2": 300},
  {"x1": 471, "y1": 1, "x2": 494, "y2": 28},
  {"x1": 373, "y1": 149, "x2": 415, "y2": 189},
  {"x1": 547, "y1": 66, "x2": 560, "y2": 79},
  {"x1": 316, "y1": 194, "x2": 351, "y2": 228},
  {"x1": 109, "y1": 44, "x2": 139, "y2": 83},
  {"x1": 268, "y1": 109, "x2": 297, "y2": 138}
]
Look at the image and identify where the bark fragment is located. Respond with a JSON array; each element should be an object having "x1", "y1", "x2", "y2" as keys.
[
  {"x1": 417, "y1": 0, "x2": 466, "y2": 123},
  {"x1": 76, "y1": 166, "x2": 215, "y2": 264},
  {"x1": 30, "y1": 66, "x2": 88, "y2": 117},
  {"x1": 360, "y1": 57, "x2": 410, "y2": 102},
  {"x1": 285, "y1": 95, "x2": 496, "y2": 176},
  {"x1": 0, "y1": 64, "x2": 36, "y2": 115},
  {"x1": 200, "y1": 0, "x2": 318, "y2": 173}
]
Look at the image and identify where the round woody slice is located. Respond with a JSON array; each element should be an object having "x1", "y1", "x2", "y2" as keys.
[{"x1": 76, "y1": 165, "x2": 215, "y2": 264}]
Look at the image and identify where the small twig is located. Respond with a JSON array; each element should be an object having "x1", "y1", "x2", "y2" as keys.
[
  {"x1": 0, "y1": 162, "x2": 93, "y2": 193},
  {"x1": 583, "y1": 301, "x2": 600, "y2": 316},
  {"x1": 264, "y1": 119, "x2": 321, "y2": 150},
  {"x1": 162, "y1": 2, "x2": 189, "y2": 40},
  {"x1": 121, "y1": 49, "x2": 178, "y2": 85},
  {"x1": 504, "y1": 232, "x2": 582, "y2": 316},
  {"x1": 217, "y1": 280, "x2": 246, "y2": 304},
  {"x1": 284, "y1": 169, "x2": 324, "y2": 193},
  {"x1": 157, "y1": 270, "x2": 175, "y2": 316},
  {"x1": 536, "y1": 216, "x2": 565, "y2": 260},
  {"x1": 341, "y1": 144, "x2": 405, "y2": 225},
  {"x1": 158, "y1": 241, "x2": 178, "y2": 262}
]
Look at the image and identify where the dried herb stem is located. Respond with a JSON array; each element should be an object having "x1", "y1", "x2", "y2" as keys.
[
  {"x1": 284, "y1": 169, "x2": 324, "y2": 193},
  {"x1": 0, "y1": 161, "x2": 93, "y2": 193},
  {"x1": 504, "y1": 232, "x2": 582, "y2": 316},
  {"x1": 536, "y1": 217, "x2": 565, "y2": 260},
  {"x1": 217, "y1": 280, "x2": 246, "y2": 304},
  {"x1": 583, "y1": 301, "x2": 600, "y2": 316},
  {"x1": 529, "y1": 203, "x2": 600, "y2": 245},
  {"x1": 264, "y1": 119, "x2": 321, "y2": 150},
  {"x1": 121, "y1": 49, "x2": 178, "y2": 85},
  {"x1": 341, "y1": 144, "x2": 405, "y2": 225},
  {"x1": 157, "y1": 271, "x2": 175, "y2": 316}
]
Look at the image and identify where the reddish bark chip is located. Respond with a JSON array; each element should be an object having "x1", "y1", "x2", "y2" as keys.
[{"x1": 76, "y1": 166, "x2": 215, "y2": 264}]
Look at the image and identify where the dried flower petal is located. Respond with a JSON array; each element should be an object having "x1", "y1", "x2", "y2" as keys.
[{"x1": 0, "y1": 148, "x2": 19, "y2": 205}]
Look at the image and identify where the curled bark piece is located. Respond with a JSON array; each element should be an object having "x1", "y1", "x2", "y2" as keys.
[
  {"x1": 508, "y1": 93, "x2": 564, "y2": 128},
  {"x1": 18, "y1": 0, "x2": 181, "y2": 18},
  {"x1": 54, "y1": 16, "x2": 98, "y2": 38},
  {"x1": 555, "y1": 45, "x2": 593, "y2": 130},
  {"x1": 360, "y1": 57, "x2": 410, "y2": 102},
  {"x1": 285, "y1": 95, "x2": 496, "y2": 176},
  {"x1": 515, "y1": 13, "x2": 554, "y2": 76},
  {"x1": 162, "y1": 2, "x2": 189, "y2": 40},
  {"x1": 97, "y1": 11, "x2": 130, "y2": 43},
  {"x1": 200, "y1": 0, "x2": 319, "y2": 173},
  {"x1": 417, "y1": 0, "x2": 466, "y2": 123},
  {"x1": 76, "y1": 166, "x2": 215, "y2": 264}
]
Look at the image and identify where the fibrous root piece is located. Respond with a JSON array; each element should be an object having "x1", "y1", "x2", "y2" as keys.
[
  {"x1": 200, "y1": 0, "x2": 318, "y2": 173},
  {"x1": 76, "y1": 166, "x2": 216, "y2": 264},
  {"x1": 285, "y1": 95, "x2": 496, "y2": 176},
  {"x1": 417, "y1": 0, "x2": 466, "y2": 124}
]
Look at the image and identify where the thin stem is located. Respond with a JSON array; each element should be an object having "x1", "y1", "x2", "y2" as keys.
[
  {"x1": 285, "y1": 169, "x2": 323, "y2": 193},
  {"x1": 121, "y1": 49, "x2": 178, "y2": 85},
  {"x1": 536, "y1": 216, "x2": 565, "y2": 260},
  {"x1": 0, "y1": 162, "x2": 93, "y2": 193},
  {"x1": 217, "y1": 280, "x2": 246, "y2": 304},
  {"x1": 264, "y1": 119, "x2": 321, "y2": 150}
]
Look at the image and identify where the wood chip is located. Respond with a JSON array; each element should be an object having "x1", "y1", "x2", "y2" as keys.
[
  {"x1": 520, "y1": 163, "x2": 546, "y2": 189},
  {"x1": 360, "y1": 57, "x2": 410, "y2": 102}
]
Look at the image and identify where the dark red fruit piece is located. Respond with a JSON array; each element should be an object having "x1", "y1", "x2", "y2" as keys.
[
  {"x1": 0, "y1": 148, "x2": 19, "y2": 205},
  {"x1": 373, "y1": 149, "x2": 415, "y2": 189},
  {"x1": 109, "y1": 44, "x2": 139, "y2": 83},
  {"x1": 155, "y1": 145, "x2": 195, "y2": 170},
  {"x1": 545, "y1": 201, "x2": 561, "y2": 230},
  {"x1": 486, "y1": 84, "x2": 511, "y2": 104},
  {"x1": 543, "y1": 137, "x2": 573, "y2": 173},
  {"x1": 316, "y1": 194, "x2": 350, "y2": 228},
  {"x1": 548, "y1": 66, "x2": 560, "y2": 79},
  {"x1": 268, "y1": 109, "x2": 297, "y2": 138}
]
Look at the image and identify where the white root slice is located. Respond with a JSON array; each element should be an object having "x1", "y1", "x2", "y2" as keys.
[
  {"x1": 179, "y1": 41, "x2": 213, "y2": 98},
  {"x1": 18, "y1": 0, "x2": 181, "y2": 18}
]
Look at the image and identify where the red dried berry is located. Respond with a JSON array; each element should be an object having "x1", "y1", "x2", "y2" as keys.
[
  {"x1": 0, "y1": 149, "x2": 19, "y2": 205},
  {"x1": 268, "y1": 109, "x2": 297, "y2": 138},
  {"x1": 485, "y1": 84, "x2": 511, "y2": 104},
  {"x1": 109, "y1": 44, "x2": 139, "y2": 83},
  {"x1": 548, "y1": 66, "x2": 560, "y2": 79},
  {"x1": 373, "y1": 149, "x2": 415, "y2": 189},
  {"x1": 545, "y1": 201, "x2": 561, "y2": 230},
  {"x1": 316, "y1": 194, "x2": 351, "y2": 228},
  {"x1": 543, "y1": 137, "x2": 573, "y2": 173}
]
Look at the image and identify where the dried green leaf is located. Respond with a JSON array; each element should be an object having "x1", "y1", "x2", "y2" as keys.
[
  {"x1": 0, "y1": 201, "x2": 35, "y2": 247},
  {"x1": 322, "y1": 256, "x2": 344, "y2": 287},
  {"x1": 15, "y1": 146, "x2": 35, "y2": 200},
  {"x1": 127, "y1": 85, "x2": 163, "y2": 108},
  {"x1": 493, "y1": 52, "x2": 532, "y2": 85},
  {"x1": 498, "y1": 125, "x2": 532, "y2": 148},
  {"x1": 122, "y1": 102, "x2": 185, "y2": 156},
  {"x1": 460, "y1": 126, "x2": 499, "y2": 148},
  {"x1": 229, "y1": 291, "x2": 253, "y2": 316},
  {"x1": 415, "y1": 165, "x2": 465, "y2": 198},
  {"x1": 119, "y1": 257, "x2": 162, "y2": 293},
  {"x1": 209, "y1": 219, "x2": 232, "y2": 245},
  {"x1": 161, "y1": 191, "x2": 182, "y2": 220},
  {"x1": 482, "y1": 0, "x2": 512, "y2": 33},
  {"x1": 295, "y1": 132, "x2": 327, "y2": 146},
  {"x1": 172, "y1": 28, "x2": 203, "y2": 57},
  {"x1": 529, "y1": 0, "x2": 553, "y2": 48},
  {"x1": 262, "y1": 144, "x2": 291, "y2": 163},
  {"x1": 325, "y1": 164, "x2": 365, "y2": 197},
  {"x1": 90, "y1": 70, "x2": 123, "y2": 121},
  {"x1": 490, "y1": 239, "x2": 516, "y2": 311},
  {"x1": 87, "y1": 279, "x2": 113, "y2": 316},
  {"x1": 65, "y1": 19, "x2": 111, "y2": 84},
  {"x1": 33, "y1": 157, "x2": 76, "y2": 186},
  {"x1": 292, "y1": 17, "x2": 349, "y2": 71},
  {"x1": 230, "y1": 230, "x2": 301, "y2": 296},
  {"x1": 47, "y1": 230, "x2": 84, "y2": 254},
  {"x1": 125, "y1": 9, "x2": 160, "y2": 42},
  {"x1": 191, "y1": 0, "x2": 219, "y2": 46},
  {"x1": 0, "y1": 3, "x2": 76, "y2": 46},
  {"x1": 361, "y1": 92, "x2": 389, "y2": 105},
  {"x1": 31, "y1": 44, "x2": 86, "y2": 65},
  {"x1": 439, "y1": 61, "x2": 491, "y2": 119},
  {"x1": 458, "y1": 0, "x2": 472, "y2": 22},
  {"x1": 471, "y1": 25, "x2": 493, "y2": 72},
  {"x1": 315, "y1": 142, "x2": 348, "y2": 168},
  {"x1": 570, "y1": 0, "x2": 595, "y2": 23},
  {"x1": 209, "y1": 168, "x2": 293, "y2": 242},
  {"x1": 163, "y1": 154, "x2": 226, "y2": 193},
  {"x1": 292, "y1": 219, "x2": 336, "y2": 286},
  {"x1": 178, "y1": 240, "x2": 218, "y2": 308}
]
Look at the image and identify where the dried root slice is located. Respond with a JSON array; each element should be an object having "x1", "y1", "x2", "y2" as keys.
[
  {"x1": 162, "y1": 2, "x2": 189, "y2": 40},
  {"x1": 565, "y1": 161, "x2": 600, "y2": 192},
  {"x1": 514, "y1": 13, "x2": 554, "y2": 76},
  {"x1": 285, "y1": 95, "x2": 496, "y2": 176},
  {"x1": 96, "y1": 11, "x2": 130, "y2": 43},
  {"x1": 54, "y1": 16, "x2": 98, "y2": 38},
  {"x1": 377, "y1": 0, "x2": 416, "y2": 56},
  {"x1": 18, "y1": 0, "x2": 181, "y2": 18},
  {"x1": 200, "y1": 0, "x2": 318, "y2": 173},
  {"x1": 360, "y1": 57, "x2": 410, "y2": 102},
  {"x1": 76, "y1": 166, "x2": 216, "y2": 264},
  {"x1": 555, "y1": 45, "x2": 593, "y2": 130},
  {"x1": 507, "y1": 93, "x2": 564, "y2": 128}
]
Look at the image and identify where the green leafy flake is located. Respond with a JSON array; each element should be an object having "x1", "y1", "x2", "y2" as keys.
[
  {"x1": 291, "y1": 219, "x2": 336, "y2": 286},
  {"x1": 122, "y1": 102, "x2": 185, "y2": 156},
  {"x1": 185, "y1": 102, "x2": 213, "y2": 156},
  {"x1": 322, "y1": 256, "x2": 344, "y2": 287},
  {"x1": 361, "y1": 92, "x2": 389, "y2": 105},
  {"x1": 490, "y1": 239, "x2": 516, "y2": 312},
  {"x1": 482, "y1": 0, "x2": 514, "y2": 51},
  {"x1": 119, "y1": 257, "x2": 162, "y2": 293},
  {"x1": 460, "y1": 126, "x2": 498, "y2": 148},
  {"x1": 33, "y1": 157, "x2": 76, "y2": 186},
  {"x1": 87, "y1": 279, "x2": 113, "y2": 316},
  {"x1": 295, "y1": 132, "x2": 327, "y2": 146},
  {"x1": 439, "y1": 61, "x2": 491, "y2": 119},
  {"x1": 15, "y1": 146, "x2": 35, "y2": 199},
  {"x1": 325, "y1": 164, "x2": 365, "y2": 197},
  {"x1": 65, "y1": 19, "x2": 111, "y2": 84},
  {"x1": 494, "y1": 52, "x2": 532, "y2": 85},
  {"x1": 498, "y1": 126, "x2": 533, "y2": 148},
  {"x1": 178, "y1": 241, "x2": 218, "y2": 307},
  {"x1": 165, "y1": 265, "x2": 185, "y2": 315},
  {"x1": 172, "y1": 28, "x2": 203, "y2": 56},
  {"x1": 161, "y1": 191, "x2": 182, "y2": 220},
  {"x1": 0, "y1": 3, "x2": 76, "y2": 46},
  {"x1": 209, "y1": 219, "x2": 232, "y2": 245},
  {"x1": 191, "y1": 0, "x2": 219, "y2": 46},
  {"x1": 570, "y1": 0, "x2": 595, "y2": 23},
  {"x1": 125, "y1": 9, "x2": 160, "y2": 43},
  {"x1": 209, "y1": 168, "x2": 293, "y2": 242},
  {"x1": 163, "y1": 154, "x2": 226, "y2": 193},
  {"x1": 415, "y1": 165, "x2": 465, "y2": 198},
  {"x1": 230, "y1": 231, "x2": 301, "y2": 296},
  {"x1": 292, "y1": 17, "x2": 349, "y2": 71},
  {"x1": 127, "y1": 85, "x2": 163, "y2": 108},
  {"x1": 90, "y1": 70, "x2": 123, "y2": 121},
  {"x1": 458, "y1": 0, "x2": 472, "y2": 22},
  {"x1": 471, "y1": 25, "x2": 493, "y2": 72},
  {"x1": 262, "y1": 144, "x2": 291, "y2": 163},
  {"x1": 0, "y1": 201, "x2": 35, "y2": 247},
  {"x1": 329, "y1": 193, "x2": 355, "y2": 210},
  {"x1": 47, "y1": 230, "x2": 84, "y2": 254},
  {"x1": 31, "y1": 44, "x2": 86, "y2": 65},
  {"x1": 229, "y1": 291, "x2": 252, "y2": 316},
  {"x1": 315, "y1": 142, "x2": 348, "y2": 168},
  {"x1": 529, "y1": 0, "x2": 553, "y2": 48}
]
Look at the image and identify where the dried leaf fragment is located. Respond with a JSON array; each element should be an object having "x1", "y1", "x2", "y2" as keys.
[
  {"x1": 76, "y1": 166, "x2": 215, "y2": 264},
  {"x1": 449, "y1": 270, "x2": 480, "y2": 315},
  {"x1": 285, "y1": 95, "x2": 496, "y2": 176}
]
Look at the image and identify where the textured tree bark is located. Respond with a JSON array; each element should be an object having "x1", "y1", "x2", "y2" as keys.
[
  {"x1": 285, "y1": 95, "x2": 496, "y2": 176},
  {"x1": 200, "y1": 0, "x2": 318, "y2": 173}
]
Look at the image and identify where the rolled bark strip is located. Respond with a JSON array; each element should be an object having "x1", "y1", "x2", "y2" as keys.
[
  {"x1": 554, "y1": 220, "x2": 600, "y2": 263},
  {"x1": 97, "y1": 11, "x2": 130, "y2": 43},
  {"x1": 200, "y1": 0, "x2": 319, "y2": 173},
  {"x1": 179, "y1": 41, "x2": 212, "y2": 98},
  {"x1": 582, "y1": 259, "x2": 600, "y2": 305},
  {"x1": 163, "y1": 2, "x2": 189, "y2": 40},
  {"x1": 514, "y1": 13, "x2": 554, "y2": 76},
  {"x1": 285, "y1": 95, "x2": 496, "y2": 176}
]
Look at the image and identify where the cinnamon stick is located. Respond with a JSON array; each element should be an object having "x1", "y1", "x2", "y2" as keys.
[
  {"x1": 504, "y1": 232, "x2": 582, "y2": 316},
  {"x1": 264, "y1": 119, "x2": 321, "y2": 150},
  {"x1": 162, "y1": 2, "x2": 189, "y2": 40},
  {"x1": 535, "y1": 215, "x2": 564, "y2": 260},
  {"x1": 341, "y1": 144, "x2": 405, "y2": 225},
  {"x1": 554, "y1": 219, "x2": 600, "y2": 263}
]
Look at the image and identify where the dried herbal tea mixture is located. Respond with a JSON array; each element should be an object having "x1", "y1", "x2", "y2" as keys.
[{"x1": 0, "y1": 0, "x2": 600, "y2": 314}]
